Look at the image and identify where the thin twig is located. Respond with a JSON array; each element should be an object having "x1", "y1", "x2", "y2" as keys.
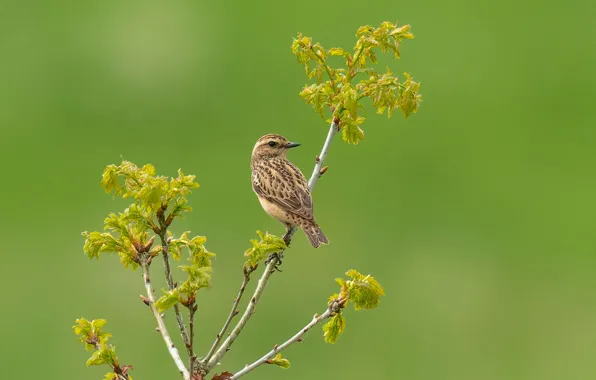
[
  {"x1": 287, "y1": 119, "x2": 339, "y2": 237},
  {"x1": 189, "y1": 301, "x2": 197, "y2": 375},
  {"x1": 205, "y1": 261, "x2": 277, "y2": 371},
  {"x1": 308, "y1": 120, "x2": 339, "y2": 189},
  {"x1": 205, "y1": 120, "x2": 339, "y2": 372},
  {"x1": 157, "y1": 225, "x2": 192, "y2": 359},
  {"x1": 230, "y1": 303, "x2": 341, "y2": 379},
  {"x1": 141, "y1": 262, "x2": 190, "y2": 380},
  {"x1": 204, "y1": 265, "x2": 256, "y2": 364}
]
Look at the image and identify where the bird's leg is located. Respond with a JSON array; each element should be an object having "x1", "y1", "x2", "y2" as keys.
[
  {"x1": 282, "y1": 229, "x2": 292, "y2": 246},
  {"x1": 265, "y1": 225, "x2": 292, "y2": 272}
]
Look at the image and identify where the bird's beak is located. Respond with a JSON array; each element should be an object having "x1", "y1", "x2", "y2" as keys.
[{"x1": 285, "y1": 142, "x2": 301, "y2": 148}]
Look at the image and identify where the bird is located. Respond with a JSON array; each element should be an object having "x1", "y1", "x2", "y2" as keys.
[{"x1": 251, "y1": 134, "x2": 328, "y2": 248}]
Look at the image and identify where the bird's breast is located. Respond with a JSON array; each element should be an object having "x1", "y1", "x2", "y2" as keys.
[{"x1": 257, "y1": 195, "x2": 295, "y2": 225}]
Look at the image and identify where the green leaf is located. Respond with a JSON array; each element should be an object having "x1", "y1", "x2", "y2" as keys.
[
  {"x1": 299, "y1": 82, "x2": 334, "y2": 118},
  {"x1": 341, "y1": 116, "x2": 365, "y2": 144},
  {"x1": 170, "y1": 196, "x2": 192, "y2": 218},
  {"x1": 154, "y1": 289, "x2": 181, "y2": 312},
  {"x1": 118, "y1": 250, "x2": 139, "y2": 271},
  {"x1": 165, "y1": 232, "x2": 215, "y2": 297},
  {"x1": 168, "y1": 237, "x2": 183, "y2": 260},
  {"x1": 103, "y1": 213, "x2": 131, "y2": 237},
  {"x1": 104, "y1": 373, "x2": 119, "y2": 380},
  {"x1": 390, "y1": 24, "x2": 415, "y2": 40},
  {"x1": 82, "y1": 231, "x2": 120, "y2": 260},
  {"x1": 356, "y1": 25, "x2": 374, "y2": 36},
  {"x1": 169, "y1": 169, "x2": 200, "y2": 199},
  {"x1": 73, "y1": 318, "x2": 113, "y2": 351},
  {"x1": 398, "y1": 72, "x2": 422, "y2": 117},
  {"x1": 322, "y1": 313, "x2": 346, "y2": 344},
  {"x1": 328, "y1": 47, "x2": 349, "y2": 58},
  {"x1": 86, "y1": 344, "x2": 117, "y2": 366},
  {"x1": 269, "y1": 353, "x2": 291, "y2": 369},
  {"x1": 121, "y1": 203, "x2": 154, "y2": 230},
  {"x1": 179, "y1": 265, "x2": 212, "y2": 295},
  {"x1": 244, "y1": 230, "x2": 287, "y2": 266},
  {"x1": 141, "y1": 163, "x2": 156, "y2": 176},
  {"x1": 82, "y1": 230, "x2": 140, "y2": 270},
  {"x1": 169, "y1": 232, "x2": 213, "y2": 265},
  {"x1": 345, "y1": 269, "x2": 385, "y2": 310},
  {"x1": 101, "y1": 165, "x2": 121, "y2": 194}
]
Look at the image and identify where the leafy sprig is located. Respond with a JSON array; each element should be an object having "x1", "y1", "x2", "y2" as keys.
[
  {"x1": 322, "y1": 269, "x2": 385, "y2": 343},
  {"x1": 244, "y1": 230, "x2": 287, "y2": 267},
  {"x1": 155, "y1": 233, "x2": 215, "y2": 312},
  {"x1": 73, "y1": 318, "x2": 132, "y2": 380},
  {"x1": 293, "y1": 21, "x2": 421, "y2": 144},
  {"x1": 268, "y1": 353, "x2": 291, "y2": 369},
  {"x1": 82, "y1": 161, "x2": 201, "y2": 270},
  {"x1": 101, "y1": 161, "x2": 198, "y2": 213}
]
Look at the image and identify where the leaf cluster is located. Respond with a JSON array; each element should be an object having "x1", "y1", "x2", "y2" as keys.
[
  {"x1": 101, "y1": 161, "x2": 198, "y2": 213},
  {"x1": 293, "y1": 21, "x2": 421, "y2": 144},
  {"x1": 83, "y1": 161, "x2": 215, "y2": 323},
  {"x1": 73, "y1": 318, "x2": 131, "y2": 379},
  {"x1": 244, "y1": 230, "x2": 287, "y2": 267},
  {"x1": 155, "y1": 232, "x2": 215, "y2": 312},
  {"x1": 82, "y1": 210, "x2": 160, "y2": 270},
  {"x1": 338, "y1": 269, "x2": 386, "y2": 310},
  {"x1": 83, "y1": 161, "x2": 200, "y2": 271},
  {"x1": 322, "y1": 269, "x2": 385, "y2": 343}
]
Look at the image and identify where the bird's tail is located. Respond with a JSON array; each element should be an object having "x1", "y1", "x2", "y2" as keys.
[{"x1": 302, "y1": 221, "x2": 328, "y2": 248}]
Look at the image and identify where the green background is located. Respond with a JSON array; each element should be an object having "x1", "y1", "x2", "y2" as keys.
[{"x1": 1, "y1": 0, "x2": 595, "y2": 379}]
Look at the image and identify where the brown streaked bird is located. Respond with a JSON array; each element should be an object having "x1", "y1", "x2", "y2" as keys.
[{"x1": 251, "y1": 134, "x2": 328, "y2": 248}]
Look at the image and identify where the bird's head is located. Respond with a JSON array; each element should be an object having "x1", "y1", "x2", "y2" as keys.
[{"x1": 252, "y1": 134, "x2": 301, "y2": 160}]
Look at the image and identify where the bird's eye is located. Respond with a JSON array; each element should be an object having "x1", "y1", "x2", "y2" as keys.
[{"x1": 268, "y1": 141, "x2": 276, "y2": 147}]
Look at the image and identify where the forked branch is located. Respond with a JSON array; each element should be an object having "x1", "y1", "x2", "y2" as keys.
[
  {"x1": 231, "y1": 299, "x2": 342, "y2": 379},
  {"x1": 204, "y1": 265, "x2": 257, "y2": 364},
  {"x1": 205, "y1": 120, "x2": 339, "y2": 372}
]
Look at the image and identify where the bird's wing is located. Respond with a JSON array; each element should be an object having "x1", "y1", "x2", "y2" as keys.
[{"x1": 252, "y1": 162, "x2": 314, "y2": 221}]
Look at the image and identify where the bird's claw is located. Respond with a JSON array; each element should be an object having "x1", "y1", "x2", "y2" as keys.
[{"x1": 265, "y1": 252, "x2": 284, "y2": 272}]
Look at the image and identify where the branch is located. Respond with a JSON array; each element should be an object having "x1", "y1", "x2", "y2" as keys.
[
  {"x1": 188, "y1": 300, "x2": 197, "y2": 375},
  {"x1": 231, "y1": 301, "x2": 342, "y2": 379},
  {"x1": 308, "y1": 120, "x2": 339, "y2": 189},
  {"x1": 204, "y1": 265, "x2": 256, "y2": 364},
  {"x1": 205, "y1": 260, "x2": 277, "y2": 371},
  {"x1": 205, "y1": 120, "x2": 339, "y2": 372},
  {"x1": 287, "y1": 119, "x2": 339, "y2": 237},
  {"x1": 156, "y1": 213, "x2": 192, "y2": 359},
  {"x1": 141, "y1": 262, "x2": 190, "y2": 380}
]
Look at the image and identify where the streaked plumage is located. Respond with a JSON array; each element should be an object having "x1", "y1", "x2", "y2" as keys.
[{"x1": 251, "y1": 134, "x2": 328, "y2": 248}]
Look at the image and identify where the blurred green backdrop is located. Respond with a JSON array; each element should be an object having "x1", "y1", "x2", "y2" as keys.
[{"x1": 1, "y1": 0, "x2": 595, "y2": 379}]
